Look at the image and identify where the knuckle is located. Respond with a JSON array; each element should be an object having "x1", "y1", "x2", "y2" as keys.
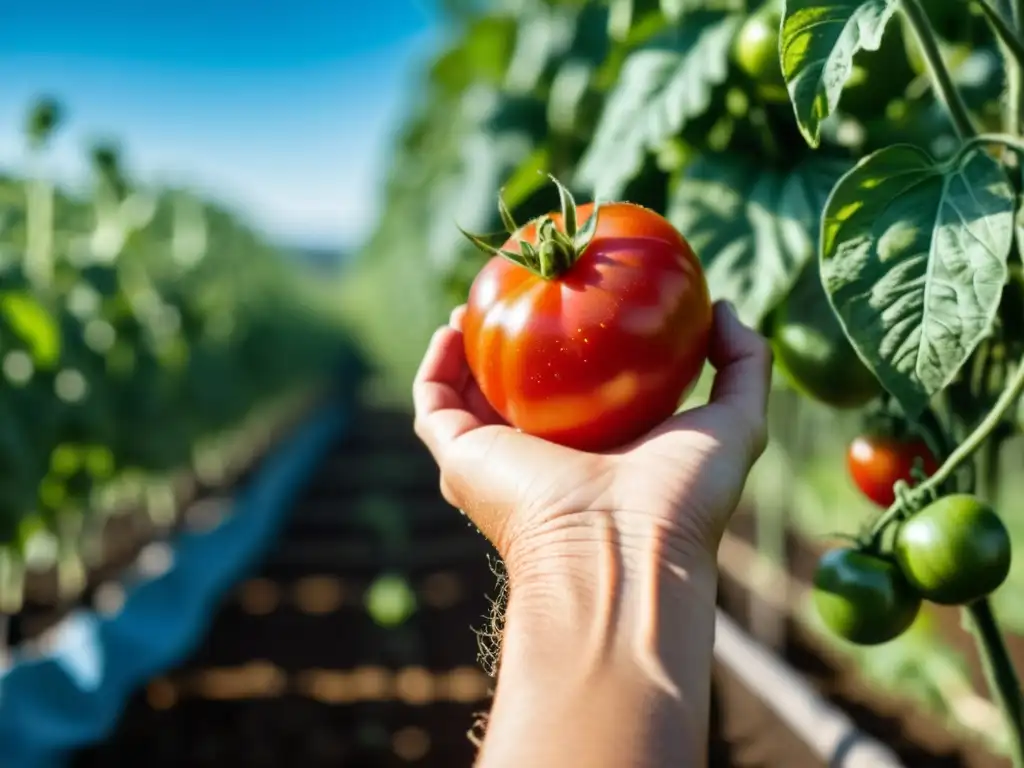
[
  {"x1": 751, "y1": 333, "x2": 773, "y2": 366},
  {"x1": 439, "y1": 475, "x2": 454, "y2": 504},
  {"x1": 412, "y1": 415, "x2": 430, "y2": 445},
  {"x1": 747, "y1": 418, "x2": 769, "y2": 461}
]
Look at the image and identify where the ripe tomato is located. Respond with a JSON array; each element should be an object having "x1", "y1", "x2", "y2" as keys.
[
  {"x1": 733, "y1": 5, "x2": 788, "y2": 104},
  {"x1": 813, "y1": 547, "x2": 921, "y2": 645},
  {"x1": 895, "y1": 494, "x2": 1012, "y2": 605},
  {"x1": 461, "y1": 184, "x2": 712, "y2": 453},
  {"x1": 847, "y1": 433, "x2": 939, "y2": 508}
]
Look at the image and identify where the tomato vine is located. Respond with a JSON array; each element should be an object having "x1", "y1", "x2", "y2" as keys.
[{"x1": 353, "y1": 0, "x2": 1024, "y2": 759}]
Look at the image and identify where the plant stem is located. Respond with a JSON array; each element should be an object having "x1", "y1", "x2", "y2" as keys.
[
  {"x1": 965, "y1": 599, "x2": 1024, "y2": 767},
  {"x1": 978, "y1": 0, "x2": 1024, "y2": 57},
  {"x1": 976, "y1": 428, "x2": 1004, "y2": 504},
  {"x1": 975, "y1": 0, "x2": 1024, "y2": 104},
  {"x1": 869, "y1": 349, "x2": 1024, "y2": 541},
  {"x1": 921, "y1": 352, "x2": 1024, "y2": 492},
  {"x1": 899, "y1": 0, "x2": 978, "y2": 140},
  {"x1": 1017, "y1": 0, "x2": 1024, "y2": 137}
]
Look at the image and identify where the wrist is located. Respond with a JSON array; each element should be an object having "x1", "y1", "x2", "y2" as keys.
[
  {"x1": 478, "y1": 512, "x2": 719, "y2": 768},
  {"x1": 500, "y1": 508, "x2": 720, "y2": 676}
]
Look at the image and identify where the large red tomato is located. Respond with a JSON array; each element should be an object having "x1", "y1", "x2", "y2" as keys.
[
  {"x1": 461, "y1": 186, "x2": 712, "y2": 453},
  {"x1": 847, "y1": 433, "x2": 940, "y2": 508}
]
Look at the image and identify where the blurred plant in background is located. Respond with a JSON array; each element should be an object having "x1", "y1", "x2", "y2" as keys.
[{"x1": 0, "y1": 96, "x2": 358, "y2": 610}]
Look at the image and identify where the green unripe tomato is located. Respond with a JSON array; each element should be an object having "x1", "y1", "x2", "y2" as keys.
[
  {"x1": 813, "y1": 548, "x2": 921, "y2": 645},
  {"x1": 733, "y1": 5, "x2": 789, "y2": 103},
  {"x1": 768, "y1": 269, "x2": 882, "y2": 409},
  {"x1": 894, "y1": 494, "x2": 1012, "y2": 605}
]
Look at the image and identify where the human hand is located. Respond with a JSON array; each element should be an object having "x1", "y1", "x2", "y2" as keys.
[{"x1": 412, "y1": 299, "x2": 772, "y2": 582}]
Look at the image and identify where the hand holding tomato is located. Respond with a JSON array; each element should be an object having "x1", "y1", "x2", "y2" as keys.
[{"x1": 412, "y1": 299, "x2": 771, "y2": 581}]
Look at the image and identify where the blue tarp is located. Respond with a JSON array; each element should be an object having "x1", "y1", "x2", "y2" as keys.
[{"x1": 0, "y1": 398, "x2": 350, "y2": 768}]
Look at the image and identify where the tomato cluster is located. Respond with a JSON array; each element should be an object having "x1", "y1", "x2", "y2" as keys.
[{"x1": 813, "y1": 494, "x2": 1012, "y2": 645}]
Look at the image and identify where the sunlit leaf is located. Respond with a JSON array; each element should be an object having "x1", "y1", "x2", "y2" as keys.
[
  {"x1": 781, "y1": 0, "x2": 899, "y2": 147},
  {"x1": 820, "y1": 143, "x2": 1014, "y2": 415}
]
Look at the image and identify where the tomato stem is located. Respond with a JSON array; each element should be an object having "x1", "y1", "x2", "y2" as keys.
[
  {"x1": 899, "y1": 0, "x2": 977, "y2": 141},
  {"x1": 965, "y1": 599, "x2": 1024, "y2": 767},
  {"x1": 974, "y1": 0, "x2": 1024, "y2": 88},
  {"x1": 867, "y1": 355, "x2": 1024, "y2": 549},
  {"x1": 975, "y1": 0, "x2": 1024, "y2": 139},
  {"x1": 457, "y1": 175, "x2": 601, "y2": 280}
]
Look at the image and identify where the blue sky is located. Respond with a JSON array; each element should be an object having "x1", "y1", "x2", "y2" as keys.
[{"x1": 0, "y1": 0, "x2": 444, "y2": 249}]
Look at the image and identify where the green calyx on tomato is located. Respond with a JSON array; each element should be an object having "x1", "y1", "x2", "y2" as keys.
[
  {"x1": 813, "y1": 547, "x2": 921, "y2": 645},
  {"x1": 895, "y1": 494, "x2": 1012, "y2": 606},
  {"x1": 847, "y1": 432, "x2": 939, "y2": 508},
  {"x1": 459, "y1": 175, "x2": 601, "y2": 281},
  {"x1": 460, "y1": 175, "x2": 712, "y2": 453},
  {"x1": 732, "y1": 4, "x2": 789, "y2": 104}
]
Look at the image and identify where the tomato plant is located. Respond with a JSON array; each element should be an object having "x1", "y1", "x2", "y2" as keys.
[
  {"x1": 357, "y1": 0, "x2": 1024, "y2": 756},
  {"x1": 461, "y1": 179, "x2": 712, "y2": 452},
  {"x1": 812, "y1": 547, "x2": 921, "y2": 645},
  {"x1": 847, "y1": 433, "x2": 939, "y2": 508},
  {"x1": 895, "y1": 494, "x2": 1012, "y2": 606}
]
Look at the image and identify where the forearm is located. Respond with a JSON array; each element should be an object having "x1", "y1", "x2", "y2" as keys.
[{"x1": 474, "y1": 535, "x2": 720, "y2": 768}]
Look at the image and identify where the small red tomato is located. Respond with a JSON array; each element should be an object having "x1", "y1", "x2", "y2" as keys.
[
  {"x1": 461, "y1": 179, "x2": 712, "y2": 452},
  {"x1": 847, "y1": 433, "x2": 939, "y2": 508}
]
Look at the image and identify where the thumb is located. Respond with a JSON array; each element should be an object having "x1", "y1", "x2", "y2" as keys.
[
  {"x1": 646, "y1": 300, "x2": 771, "y2": 462},
  {"x1": 705, "y1": 300, "x2": 772, "y2": 459}
]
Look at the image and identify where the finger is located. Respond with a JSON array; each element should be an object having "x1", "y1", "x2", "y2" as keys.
[
  {"x1": 449, "y1": 304, "x2": 467, "y2": 331},
  {"x1": 412, "y1": 326, "x2": 481, "y2": 461},
  {"x1": 706, "y1": 301, "x2": 772, "y2": 452}
]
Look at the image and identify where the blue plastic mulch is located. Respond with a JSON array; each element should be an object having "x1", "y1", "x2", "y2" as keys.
[{"x1": 0, "y1": 398, "x2": 351, "y2": 768}]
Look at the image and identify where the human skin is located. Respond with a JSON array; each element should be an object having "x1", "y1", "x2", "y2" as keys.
[{"x1": 412, "y1": 299, "x2": 772, "y2": 768}]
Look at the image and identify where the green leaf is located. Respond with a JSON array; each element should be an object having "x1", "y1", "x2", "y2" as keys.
[
  {"x1": 667, "y1": 153, "x2": 849, "y2": 327},
  {"x1": 1, "y1": 292, "x2": 61, "y2": 368},
  {"x1": 821, "y1": 143, "x2": 1014, "y2": 416},
  {"x1": 781, "y1": 0, "x2": 899, "y2": 147},
  {"x1": 547, "y1": 60, "x2": 596, "y2": 135},
  {"x1": 575, "y1": 11, "x2": 741, "y2": 199}
]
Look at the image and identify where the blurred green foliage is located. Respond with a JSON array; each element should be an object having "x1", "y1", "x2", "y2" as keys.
[{"x1": 0, "y1": 97, "x2": 358, "y2": 561}]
